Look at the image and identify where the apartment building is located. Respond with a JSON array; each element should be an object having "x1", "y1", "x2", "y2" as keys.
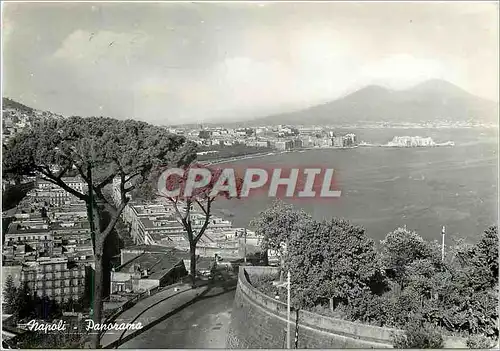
[
  {"x1": 37, "y1": 177, "x2": 86, "y2": 193},
  {"x1": 274, "y1": 140, "x2": 293, "y2": 151},
  {"x1": 20, "y1": 257, "x2": 87, "y2": 303},
  {"x1": 2, "y1": 177, "x2": 93, "y2": 303},
  {"x1": 4, "y1": 221, "x2": 53, "y2": 260}
]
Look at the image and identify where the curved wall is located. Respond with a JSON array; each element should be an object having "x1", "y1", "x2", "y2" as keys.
[
  {"x1": 226, "y1": 266, "x2": 398, "y2": 349},
  {"x1": 226, "y1": 266, "x2": 465, "y2": 349}
]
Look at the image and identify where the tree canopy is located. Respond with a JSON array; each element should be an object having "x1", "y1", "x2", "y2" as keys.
[
  {"x1": 3, "y1": 115, "x2": 197, "y2": 348},
  {"x1": 251, "y1": 201, "x2": 498, "y2": 342},
  {"x1": 252, "y1": 200, "x2": 386, "y2": 309},
  {"x1": 251, "y1": 200, "x2": 311, "y2": 256},
  {"x1": 286, "y1": 217, "x2": 386, "y2": 309}
]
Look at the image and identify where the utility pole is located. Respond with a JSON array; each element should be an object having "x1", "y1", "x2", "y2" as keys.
[
  {"x1": 294, "y1": 309, "x2": 299, "y2": 349},
  {"x1": 287, "y1": 271, "x2": 291, "y2": 349},
  {"x1": 88, "y1": 166, "x2": 96, "y2": 253},
  {"x1": 275, "y1": 270, "x2": 291, "y2": 348},
  {"x1": 441, "y1": 225, "x2": 446, "y2": 262},
  {"x1": 243, "y1": 228, "x2": 247, "y2": 264},
  {"x1": 87, "y1": 166, "x2": 95, "y2": 319}
]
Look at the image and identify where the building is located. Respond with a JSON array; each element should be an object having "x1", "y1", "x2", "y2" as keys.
[
  {"x1": 4, "y1": 221, "x2": 53, "y2": 260},
  {"x1": 387, "y1": 136, "x2": 435, "y2": 147},
  {"x1": 344, "y1": 133, "x2": 357, "y2": 145},
  {"x1": 120, "y1": 201, "x2": 239, "y2": 254},
  {"x1": 332, "y1": 136, "x2": 343, "y2": 147},
  {"x1": 110, "y1": 246, "x2": 188, "y2": 294},
  {"x1": 291, "y1": 139, "x2": 303, "y2": 149},
  {"x1": 19, "y1": 257, "x2": 87, "y2": 303},
  {"x1": 2, "y1": 176, "x2": 94, "y2": 304},
  {"x1": 245, "y1": 140, "x2": 270, "y2": 148},
  {"x1": 274, "y1": 140, "x2": 293, "y2": 151},
  {"x1": 300, "y1": 137, "x2": 314, "y2": 148}
]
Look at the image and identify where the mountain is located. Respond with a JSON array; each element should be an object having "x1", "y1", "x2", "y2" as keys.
[
  {"x1": 2, "y1": 97, "x2": 35, "y2": 114},
  {"x1": 2, "y1": 97, "x2": 65, "y2": 121},
  {"x1": 248, "y1": 79, "x2": 498, "y2": 126}
]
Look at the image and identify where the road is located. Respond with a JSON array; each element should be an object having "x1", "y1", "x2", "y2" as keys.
[
  {"x1": 100, "y1": 283, "x2": 209, "y2": 348},
  {"x1": 118, "y1": 287, "x2": 235, "y2": 349}
]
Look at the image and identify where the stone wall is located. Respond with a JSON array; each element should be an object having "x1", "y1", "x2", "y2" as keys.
[{"x1": 226, "y1": 266, "x2": 466, "y2": 349}]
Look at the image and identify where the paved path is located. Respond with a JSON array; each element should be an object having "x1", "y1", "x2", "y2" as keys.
[
  {"x1": 101, "y1": 269, "x2": 238, "y2": 349},
  {"x1": 118, "y1": 287, "x2": 235, "y2": 349},
  {"x1": 100, "y1": 283, "x2": 209, "y2": 348}
]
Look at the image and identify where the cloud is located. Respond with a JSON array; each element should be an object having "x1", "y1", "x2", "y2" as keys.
[
  {"x1": 359, "y1": 54, "x2": 449, "y2": 89},
  {"x1": 4, "y1": 2, "x2": 496, "y2": 123},
  {"x1": 1, "y1": 17, "x2": 15, "y2": 45},
  {"x1": 52, "y1": 29, "x2": 148, "y2": 65}
]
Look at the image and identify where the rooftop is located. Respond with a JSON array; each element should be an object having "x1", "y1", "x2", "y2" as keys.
[
  {"x1": 7, "y1": 223, "x2": 50, "y2": 234},
  {"x1": 122, "y1": 245, "x2": 184, "y2": 254},
  {"x1": 116, "y1": 251, "x2": 184, "y2": 279},
  {"x1": 51, "y1": 221, "x2": 90, "y2": 230},
  {"x1": 37, "y1": 177, "x2": 84, "y2": 184}
]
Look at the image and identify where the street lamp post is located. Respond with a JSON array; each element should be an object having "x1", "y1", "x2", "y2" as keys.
[
  {"x1": 275, "y1": 271, "x2": 291, "y2": 349},
  {"x1": 286, "y1": 271, "x2": 291, "y2": 349},
  {"x1": 244, "y1": 228, "x2": 247, "y2": 265},
  {"x1": 441, "y1": 225, "x2": 446, "y2": 262}
]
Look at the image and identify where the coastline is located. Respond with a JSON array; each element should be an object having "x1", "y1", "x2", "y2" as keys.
[
  {"x1": 201, "y1": 146, "x2": 360, "y2": 166},
  {"x1": 201, "y1": 142, "x2": 455, "y2": 166},
  {"x1": 359, "y1": 142, "x2": 455, "y2": 148},
  {"x1": 201, "y1": 151, "x2": 279, "y2": 165}
]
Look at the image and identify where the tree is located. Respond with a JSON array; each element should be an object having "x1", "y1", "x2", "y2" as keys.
[
  {"x1": 14, "y1": 283, "x2": 35, "y2": 322},
  {"x1": 252, "y1": 200, "x2": 310, "y2": 257},
  {"x1": 3, "y1": 116, "x2": 196, "y2": 348},
  {"x1": 474, "y1": 225, "x2": 499, "y2": 288},
  {"x1": 379, "y1": 227, "x2": 437, "y2": 289},
  {"x1": 466, "y1": 334, "x2": 496, "y2": 349},
  {"x1": 437, "y1": 226, "x2": 499, "y2": 336},
  {"x1": 198, "y1": 130, "x2": 211, "y2": 139},
  {"x1": 3, "y1": 275, "x2": 17, "y2": 314},
  {"x1": 252, "y1": 202, "x2": 386, "y2": 310},
  {"x1": 376, "y1": 226, "x2": 499, "y2": 336},
  {"x1": 156, "y1": 163, "x2": 242, "y2": 287},
  {"x1": 286, "y1": 217, "x2": 386, "y2": 310},
  {"x1": 251, "y1": 200, "x2": 311, "y2": 280}
]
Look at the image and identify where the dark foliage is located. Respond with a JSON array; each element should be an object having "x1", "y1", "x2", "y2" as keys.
[
  {"x1": 392, "y1": 321, "x2": 444, "y2": 349},
  {"x1": 3, "y1": 275, "x2": 17, "y2": 314},
  {"x1": 252, "y1": 201, "x2": 499, "y2": 342}
]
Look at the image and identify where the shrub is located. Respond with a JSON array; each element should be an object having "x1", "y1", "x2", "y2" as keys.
[
  {"x1": 392, "y1": 322, "x2": 444, "y2": 349},
  {"x1": 248, "y1": 273, "x2": 280, "y2": 298},
  {"x1": 466, "y1": 335, "x2": 495, "y2": 349},
  {"x1": 309, "y1": 304, "x2": 347, "y2": 320}
]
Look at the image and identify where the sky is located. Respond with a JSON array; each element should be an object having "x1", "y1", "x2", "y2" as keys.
[{"x1": 2, "y1": 1, "x2": 499, "y2": 125}]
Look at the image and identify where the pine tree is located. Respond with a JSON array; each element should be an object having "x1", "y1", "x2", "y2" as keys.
[
  {"x1": 14, "y1": 283, "x2": 34, "y2": 322},
  {"x1": 3, "y1": 275, "x2": 17, "y2": 314}
]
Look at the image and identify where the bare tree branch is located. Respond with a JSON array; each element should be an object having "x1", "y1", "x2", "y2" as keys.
[
  {"x1": 95, "y1": 172, "x2": 118, "y2": 191},
  {"x1": 124, "y1": 169, "x2": 144, "y2": 184},
  {"x1": 124, "y1": 185, "x2": 136, "y2": 193},
  {"x1": 194, "y1": 197, "x2": 213, "y2": 243},
  {"x1": 37, "y1": 167, "x2": 88, "y2": 201},
  {"x1": 55, "y1": 165, "x2": 71, "y2": 180},
  {"x1": 167, "y1": 197, "x2": 193, "y2": 241}
]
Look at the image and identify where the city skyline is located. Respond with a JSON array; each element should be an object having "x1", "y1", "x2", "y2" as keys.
[{"x1": 2, "y1": 1, "x2": 499, "y2": 125}]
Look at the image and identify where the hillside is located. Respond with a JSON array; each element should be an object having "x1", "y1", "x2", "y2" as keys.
[
  {"x1": 2, "y1": 97, "x2": 35, "y2": 114},
  {"x1": 2, "y1": 97, "x2": 64, "y2": 121},
  {"x1": 248, "y1": 79, "x2": 498, "y2": 126}
]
